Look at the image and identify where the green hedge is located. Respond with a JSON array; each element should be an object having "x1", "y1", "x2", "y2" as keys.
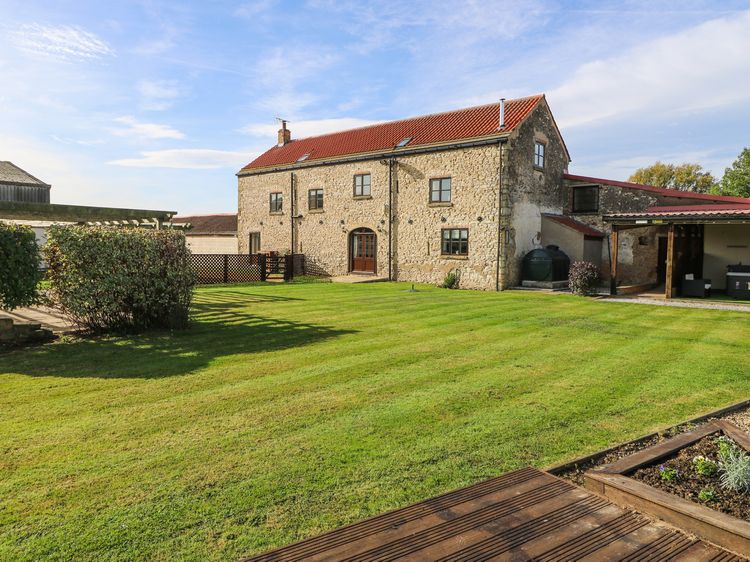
[
  {"x1": 0, "y1": 222, "x2": 40, "y2": 310},
  {"x1": 45, "y1": 226, "x2": 195, "y2": 332}
]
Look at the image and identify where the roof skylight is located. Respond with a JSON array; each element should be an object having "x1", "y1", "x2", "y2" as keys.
[
  {"x1": 396, "y1": 137, "x2": 412, "y2": 148},
  {"x1": 296, "y1": 153, "x2": 310, "y2": 162}
]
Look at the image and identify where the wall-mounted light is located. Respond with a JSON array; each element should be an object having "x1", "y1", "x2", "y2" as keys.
[
  {"x1": 340, "y1": 219, "x2": 345, "y2": 225},
  {"x1": 477, "y1": 216, "x2": 483, "y2": 222},
  {"x1": 441, "y1": 217, "x2": 447, "y2": 223}
]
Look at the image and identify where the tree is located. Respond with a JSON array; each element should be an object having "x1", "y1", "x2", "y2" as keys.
[
  {"x1": 714, "y1": 148, "x2": 750, "y2": 198},
  {"x1": 628, "y1": 161, "x2": 717, "y2": 193}
]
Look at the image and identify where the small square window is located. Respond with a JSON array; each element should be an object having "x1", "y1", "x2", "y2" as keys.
[
  {"x1": 269, "y1": 192, "x2": 283, "y2": 213},
  {"x1": 534, "y1": 141, "x2": 545, "y2": 169},
  {"x1": 441, "y1": 228, "x2": 468, "y2": 256},
  {"x1": 308, "y1": 188, "x2": 323, "y2": 210},
  {"x1": 396, "y1": 137, "x2": 412, "y2": 148},
  {"x1": 354, "y1": 173, "x2": 371, "y2": 197},
  {"x1": 572, "y1": 186, "x2": 599, "y2": 213},
  {"x1": 430, "y1": 177, "x2": 451, "y2": 203}
]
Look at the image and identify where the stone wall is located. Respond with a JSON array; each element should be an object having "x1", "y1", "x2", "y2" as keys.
[
  {"x1": 565, "y1": 182, "x2": 665, "y2": 285},
  {"x1": 502, "y1": 99, "x2": 568, "y2": 287}
]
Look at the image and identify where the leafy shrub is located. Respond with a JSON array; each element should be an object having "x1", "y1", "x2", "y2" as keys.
[
  {"x1": 716, "y1": 435, "x2": 740, "y2": 460},
  {"x1": 568, "y1": 260, "x2": 600, "y2": 296},
  {"x1": 692, "y1": 455, "x2": 718, "y2": 477},
  {"x1": 441, "y1": 270, "x2": 459, "y2": 289},
  {"x1": 0, "y1": 222, "x2": 41, "y2": 310},
  {"x1": 45, "y1": 226, "x2": 195, "y2": 332},
  {"x1": 718, "y1": 445, "x2": 750, "y2": 493},
  {"x1": 698, "y1": 488, "x2": 717, "y2": 502},
  {"x1": 659, "y1": 465, "x2": 679, "y2": 482}
]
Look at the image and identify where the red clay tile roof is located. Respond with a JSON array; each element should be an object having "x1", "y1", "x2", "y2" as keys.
[
  {"x1": 564, "y1": 173, "x2": 750, "y2": 205},
  {"x1": 173, "y1": 214, "x2": 237, "y2": 235},
  {"x1": 241, "y1": 95, "x2": 544, "y2": 172},
  {"x1": 542, "y1": 214, "x2": 605, "y2": 238}
]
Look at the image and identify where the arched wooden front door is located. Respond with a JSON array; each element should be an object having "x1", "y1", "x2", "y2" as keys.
[{"x1": 350, "y1": 228, "x2": 376, "y2": 273}]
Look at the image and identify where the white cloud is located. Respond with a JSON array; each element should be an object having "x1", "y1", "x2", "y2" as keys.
[
  {"x1": 109, "y1": 148, "x2": 250, "y2": 169},
  {"x1": 9, "y1": 23, "x2": 114, "y2": 62},
  {"x1": 112, "y1": 116, "x2": 185, "y2": 140},
  {"x1": 137, "y1": 79, "x2": 184, "y2": 111},
  {"x1": 548, "y1": 10, "x2": 750, "y2": 128},
  {"x1": 239, "y1": 117, "x2": 383, "y2": 139},
  {"x1": 235, "y1": 0, "x2": 277, "y2": 19}
]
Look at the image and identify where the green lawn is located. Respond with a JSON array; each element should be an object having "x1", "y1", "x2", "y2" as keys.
[{"x1": 1, "y1": 282, "x2": 749, "y2": 561}]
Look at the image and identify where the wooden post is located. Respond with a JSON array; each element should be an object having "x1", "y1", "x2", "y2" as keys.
[
  {"x1": 284, "y1": 254, "x2": 293, "y2": 282},
  {"x1": 259, "y1": 254, "x2": 267, "y2": 282},
  {"x1": 665, "y1": 223, "x2": 675, "y2": 299},
  {"x1": 223, "y1": 254, "x2": 229, "y2": 284},
  {"x1": 610, "y1": 225, "x2": 619, "y2": 295}
]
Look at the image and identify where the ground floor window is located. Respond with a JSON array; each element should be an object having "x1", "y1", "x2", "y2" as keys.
[
  {"x1": 442, "y1": 228, "x2": 468, "y2": 255},
  {"x1": 249, "y1": 232, "x2": 261, "y2": 253}
]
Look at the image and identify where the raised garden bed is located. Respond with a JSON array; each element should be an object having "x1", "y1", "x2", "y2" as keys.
[{"x1": 585, "y1": 420, "x2": 750, "y2": 556}]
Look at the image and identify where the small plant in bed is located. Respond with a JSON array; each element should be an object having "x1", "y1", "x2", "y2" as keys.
[
  {"x1": 659, "y1": 465, "x2": 679, "y2": 481},
  {"x1": 718, "y1": 444, "x2": 750, "y2": 493},
  {"x1": 698, "y1": 487, "x2": 718, "y2": 502},
  {"x1": 693, "y1": 455, "x2": 718, "y2": 477}
]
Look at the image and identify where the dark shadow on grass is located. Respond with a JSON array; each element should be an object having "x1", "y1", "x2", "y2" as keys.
[{"x1": 2, "y1": 293, "x2": 354, "y2": 379}]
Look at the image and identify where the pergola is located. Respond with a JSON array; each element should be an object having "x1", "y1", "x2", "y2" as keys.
[
  {"x1": 0, "y1": 200, "x2": 177, "y2": 228},
  {"x1": 604, "y1": 206, "x2": 750, "y2": 298}
]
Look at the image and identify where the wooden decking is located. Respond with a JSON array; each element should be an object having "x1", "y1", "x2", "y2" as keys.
[{"x1": 244, "y1": 468, "x2": 742, "y2": 562}]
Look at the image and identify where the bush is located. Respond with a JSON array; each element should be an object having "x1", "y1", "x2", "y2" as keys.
[
  {"x1": 45, "y1": 226, "x2": 195, "y2": 332},
  {"x1": 441, "y1": 270, "x2": 459, "y2": 289},
  {"x1": 568, "y1": 261, "x2": 600, "y2": 296},
  {"x1": 0, "y1": 222, "x2": 41, "y2": 310}
]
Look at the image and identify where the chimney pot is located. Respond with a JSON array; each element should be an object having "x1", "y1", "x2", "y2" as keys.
[
  {"x1": 498, "y1": 98, "x2": 506, "y2": 130},
  {"x1": 278, "y1": 120, "x2": 291, "y2": 146}
]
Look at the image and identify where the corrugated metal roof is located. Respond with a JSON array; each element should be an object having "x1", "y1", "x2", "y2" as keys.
[
  {"x1": 563, "y1": 173, "x2": 750, "y2": 205},
  {"x1": 241, "y1": 95, "x2": 544, "y2": 172}
]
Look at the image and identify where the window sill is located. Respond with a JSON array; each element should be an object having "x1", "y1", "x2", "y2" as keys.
[
  {"x1": 429, "y1": 202, "x2": 453, "y2": 208},
  {"x1": 269, "y1": 211, "x2": 284, "y2": 216},
  {"x1": 308, "y1": 208, "x2": 325, "y2": 214},
  {"x1": 353, "y1": 195, "x2": 372, "y2": 201},
  {"x1": 441, "y1": 255, "x2": 468, "y2": 260},
  {"x1": 533, "y1": 166, "x2": 545, "y2": 172},
  {"x1": 571, "y1": 211, "x2": 599, "y2": 216}
]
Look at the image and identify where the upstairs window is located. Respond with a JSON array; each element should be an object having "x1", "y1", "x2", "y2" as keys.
[
  {"x1": 269, "y1": 192, "x2": 283, "y2": 213},
  {"x1": 534, "y1": 141, "x2": 545, "y2": 169},
  {"x1": 430, "y1": 177, "x2": 452, "y2": 203},
  {"x1": 308, "y1": 188, "x2": 323, "y2": 210},
  {"x1": 354, "y1": 173, "x2": 371, "y2": 197},
  {"x1": 442, "y1": 228, "x2": 468, "y2": 256},
  {"x1": 572, "y1": 185, "x2": 599, "y2": 213}
]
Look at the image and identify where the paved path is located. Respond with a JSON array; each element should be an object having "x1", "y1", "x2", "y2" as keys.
[
  {"x1": 0, "y1": 306, "x2": 75, "y2": 333},
  {"x1": 243, "y1": 468, "x2": 739, "y2": 561},
  {"x1": 331, "y1": 274, "x2": 389, "y2": 284},
  {"x1": 600, "y1": 296, "x2": 750, "y2": 312}
]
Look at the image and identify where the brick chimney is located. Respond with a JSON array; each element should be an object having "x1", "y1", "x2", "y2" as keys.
[{"x1": 277, "y1": 120, "x2": 291, "y2": 147}]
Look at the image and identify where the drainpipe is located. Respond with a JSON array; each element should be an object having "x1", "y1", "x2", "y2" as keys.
[
  {"x1": 495, "y1": 141, "x2": 505, "y2": 291},
  {"x1": 388, "y1": 158, "x2": 394, "y2": 281},
  {"x1": 290, "y1": 172, "x2": 295, "y2": 253}
]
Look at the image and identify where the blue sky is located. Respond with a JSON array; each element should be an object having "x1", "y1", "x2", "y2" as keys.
[{"x1": 1, "y1": 0, "x2": 750, "y2": 214}]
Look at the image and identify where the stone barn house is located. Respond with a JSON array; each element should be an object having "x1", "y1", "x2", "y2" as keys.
[{"x1": 237, "y1": 94, "x2": 750, "y2": 295}]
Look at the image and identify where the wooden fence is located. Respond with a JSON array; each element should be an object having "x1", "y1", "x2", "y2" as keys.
[{"x1": 191, "y1": 253, "x2": 320, "y2": 284}]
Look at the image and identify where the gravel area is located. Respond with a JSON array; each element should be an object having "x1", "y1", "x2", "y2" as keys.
[{"x1": 598, "y1": 296, "x2": 750, "y2": 312}]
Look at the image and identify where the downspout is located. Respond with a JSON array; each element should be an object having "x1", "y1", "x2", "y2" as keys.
[
  {"x1": 495, "y1": 141, "x2": 505, "y2": 291},
  {"x1": 388, "y1": 158, "x2": 394, "y2": 280},
  {"x1": 290, "y1": 172, "x2": 295, "y2": 253}
]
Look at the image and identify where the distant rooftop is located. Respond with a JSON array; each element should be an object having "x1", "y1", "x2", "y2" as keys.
[
  {"x1": 0, "y1": 161, "x2": 51, "y2": 187},
  {"x1": 173, "y1": 213, "x2": 237, "y2": 235}
]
